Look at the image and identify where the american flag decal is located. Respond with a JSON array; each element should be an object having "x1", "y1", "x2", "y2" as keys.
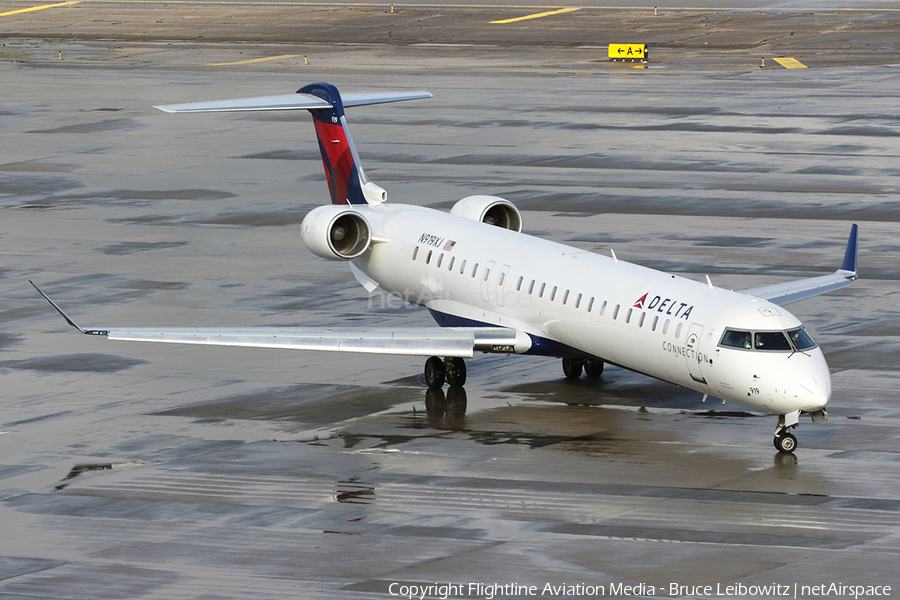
[{"x1": 443, "y1": 240, "x2": 456, "y2": 251}]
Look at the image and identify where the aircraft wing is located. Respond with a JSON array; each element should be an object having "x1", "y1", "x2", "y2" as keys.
[
  {"x1": 29, "y1": 281, "x2": 525, "y2": 357},
  {"x1": 740, "y1": 224, "x2": 858, "y2": 306},
  {"x1": 154, "y1": 90, "x2": 433, "y2": 114},
  {"x1": 102, "y1": 327, "x2": 521, "y2": 357}
]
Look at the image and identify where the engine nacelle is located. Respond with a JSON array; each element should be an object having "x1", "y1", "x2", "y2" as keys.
[
  {"x1": 300, "y1": 205, "x2": 372, "y2": 260},
  {"x1": 450, "y1": 195, "x2": 523, "y2": 232}
]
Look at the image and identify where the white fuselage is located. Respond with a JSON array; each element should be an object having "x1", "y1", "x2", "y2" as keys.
[{"x1": 341, "y1": 203, "x2": 830, "y2": 416}]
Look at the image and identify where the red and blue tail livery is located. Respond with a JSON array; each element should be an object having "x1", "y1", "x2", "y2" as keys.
[{"x1": 300, "y1": 83, "x2": 375, "y2": 205}]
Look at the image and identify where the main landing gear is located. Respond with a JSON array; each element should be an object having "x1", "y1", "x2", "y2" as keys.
[
  {"x1": 562, "y1": 357, "x2": 605, "y2": 379},
  {"x1": 424, "y1": 356, "x2": 467, "y2": 388},
  {"x1": 773, "y1": 409, "x2": 801, "y2": 454}
]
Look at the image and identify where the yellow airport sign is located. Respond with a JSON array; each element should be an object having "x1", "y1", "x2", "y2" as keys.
[{"x1": 608, "y1": 43, "x2": 648, "y2": 62}]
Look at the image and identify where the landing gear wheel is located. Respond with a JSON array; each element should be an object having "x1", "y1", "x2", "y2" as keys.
[
  {"x1": 424, "y1": 356, "x2": 445, "y2": 389},
  {"x1": 444, "y1": 357, "x2": 467, "y2": 387},
  {"x1": 584, "y1": 359, "x2": 604, "y2": 377},
  {"x1": 562, "y1": 357, "x2": 584, "y2": 379},
  {"x1": 774, "y1": 433, "x2": 798, "y2": 454}
]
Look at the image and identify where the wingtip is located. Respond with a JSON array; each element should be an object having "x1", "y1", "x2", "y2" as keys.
[
  {"x1": 29, "y1": 279, "x2": 50, "y2": 300},
  {"x1": 29, "y1": 280, "x2": 107, "y2": 335}
]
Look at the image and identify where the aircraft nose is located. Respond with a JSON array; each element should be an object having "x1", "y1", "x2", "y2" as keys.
[{"x1": 795, "y1": 350, "x2": 831, "y2": 411}]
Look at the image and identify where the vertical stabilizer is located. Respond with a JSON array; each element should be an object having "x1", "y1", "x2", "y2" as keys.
[{"x1": 298, "y1": 83, "x2": 387, "y2": 205}]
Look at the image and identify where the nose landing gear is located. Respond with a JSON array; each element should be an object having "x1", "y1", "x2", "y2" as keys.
[
  {"x1": 774, "y1": 409, "x2": 801, "y2": 454},
  {"x1": 774, "y1": 432, "x2": 797, "y2": 453}
]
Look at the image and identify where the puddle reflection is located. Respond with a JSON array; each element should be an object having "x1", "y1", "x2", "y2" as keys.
[{"x1": 423, "y1": 386, "x2": 467, "y2": 430}]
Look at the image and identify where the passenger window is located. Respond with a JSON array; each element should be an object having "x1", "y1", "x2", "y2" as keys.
[
  {"x1": 539, "y1": 283, "x2": 546, "y2": 298},
  {"x1": 613, "y1": 304, "x2": 620, "y2": 320},
  {"x1": 663, "y1": 319, "x2": 670, "y2": 335},
  {"x1": 575, "y1": 293, "x2": 581, "y2": 308},
  {"x1": 563, "y1": 290, "x2": 570, "y2": 305},
  {"x1": 448, "y1": 256, "x2": 455, "y2": 271},
  {"x1": 600, "y1": 301, "x2": 607, "y2": 316},
  {"x1": 675, "y1": 323, "x2": 683, "y2": 338},
  {"x1": 472, "y1": 263, "x2": 479, "y2": 278},
  {"x1": 639, "y1": 312, "x2": 646, "y2": 327},
  {"x1": 626, "y1": 308, "x2": 633, "y2": 323},
  {"x1": 459, "y1": 259, "x2": 466, "y2": 274},
  {"x1": 721, "y1": 329, "x2": 752, "y2": 350},
  {"x1": 412, "y1": 246, "x2": 419, "y2": 261},
  {"x1": 755, "y1": 331, "x2": 792, "y2": 351},
  {"x1": 436, "y1": 253, "x2": 443, "y2": 268},
  {"x1": 587, "y1": 297, "x2": 594, "y2": 312},
  {"x1": 426, "y1": 250, "x2": 432, "y2": 264},
  {"x1": 551, "y1": 286, "x2": 557, "y2": 301},
  {"x1": 516, "y1": 276, "x2": 523, "y2": 291},
  {"x1": 788, "y1": 327, "x2": 817, "y2": 350},
  {"x1": 483, "y1": 268, "x2": 490, "y2": 282},
  {"x1": 528, "y1": 280, "x2": 535, "y2": 294},
  {"x1": 651, "y1": 315, "x2": 658, "y2": 331}
]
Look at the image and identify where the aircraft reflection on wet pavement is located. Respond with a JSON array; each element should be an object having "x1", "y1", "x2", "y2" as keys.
[
  {"x1": 425, "y1": 386, "x2": 467, "y2": 420},
  {"x1": 33, "y1": 83, "x2": 859, "y2": 454}
]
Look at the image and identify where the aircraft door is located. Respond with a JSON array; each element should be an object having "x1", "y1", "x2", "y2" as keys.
[
  {"x1": 481, "y1": 260, "x2": 495, "y2": 303},
  {"x1": 496, "y1": 264, "x2": 511, "y2": 306},
  {"x1": 684, "y1": 323, "x2": 707, "y2": 384}
]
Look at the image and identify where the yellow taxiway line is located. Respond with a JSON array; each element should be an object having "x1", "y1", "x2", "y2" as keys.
[
  {"x1": 773, "y1": 57, "x2": 807, "y2": 69},
  {"x1": 0, "y1": 1, "x2": 79, "y2": 17},
  {"x1": 205, "y1": 54, "x2": 301, "y2": 66},
  {"x1": 491, "y1": 7, "x2": 579, "y2": 24}
]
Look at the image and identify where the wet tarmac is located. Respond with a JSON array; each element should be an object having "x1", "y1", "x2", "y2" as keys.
[{"x1": 2, "y1": 6, "x2": 900, "y2": 600}]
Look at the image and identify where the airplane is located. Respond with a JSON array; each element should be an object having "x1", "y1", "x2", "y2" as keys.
[{"x1": 32, "y1": 82, "x2": 859, "y2": 454}]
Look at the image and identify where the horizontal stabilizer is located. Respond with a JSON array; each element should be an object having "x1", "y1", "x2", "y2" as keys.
[
  {"x1": 741, "y1": 224, "x2": 858, "y2": 305},
  {"x1": 154, "y1": 90, "x2": 432, "y2": 114},
  {"x1": 343, "y1": 91, "x2": 433, "y2": 107}
]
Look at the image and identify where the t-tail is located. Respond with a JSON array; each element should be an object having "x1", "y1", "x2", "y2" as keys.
[
  {"x1": 299, "y1": 83, "x2": 386, "y2": 205},
  {"x1": 154, "y1": 83, "x2": 432, "y2": 205}
]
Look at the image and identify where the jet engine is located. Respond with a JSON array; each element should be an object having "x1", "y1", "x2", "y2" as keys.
[
  {"x1": 450, "y1": 195, "x2": 523, "y2": 232},
  {"x1": 300, "y1": 205, "x2": 372, "y2": 260}
]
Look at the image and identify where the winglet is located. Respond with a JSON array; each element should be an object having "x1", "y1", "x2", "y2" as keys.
[
  {"x1": 839, "y1": 223, "x2": 859, "y2": 278},
  {"x1": 29, "y1": 281, "x2": 108, "y2": 336},
  {"x1": 738, "y1": 223, "x2": 860, "y2": 305}
]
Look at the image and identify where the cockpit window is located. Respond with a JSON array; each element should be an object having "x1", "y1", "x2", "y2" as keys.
[
  {"x1": 754, "y1": 331, "x2": 792, "y2": 351},
  {"x1": 721, "y1": 329, "x2": 752, "y2": 349},
  {"x1": 721, "y1": 327, "x2": 817, "y2": 352},
  {"x1": 788, "y1": 327, "x2": 817, "y2": 350}
]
